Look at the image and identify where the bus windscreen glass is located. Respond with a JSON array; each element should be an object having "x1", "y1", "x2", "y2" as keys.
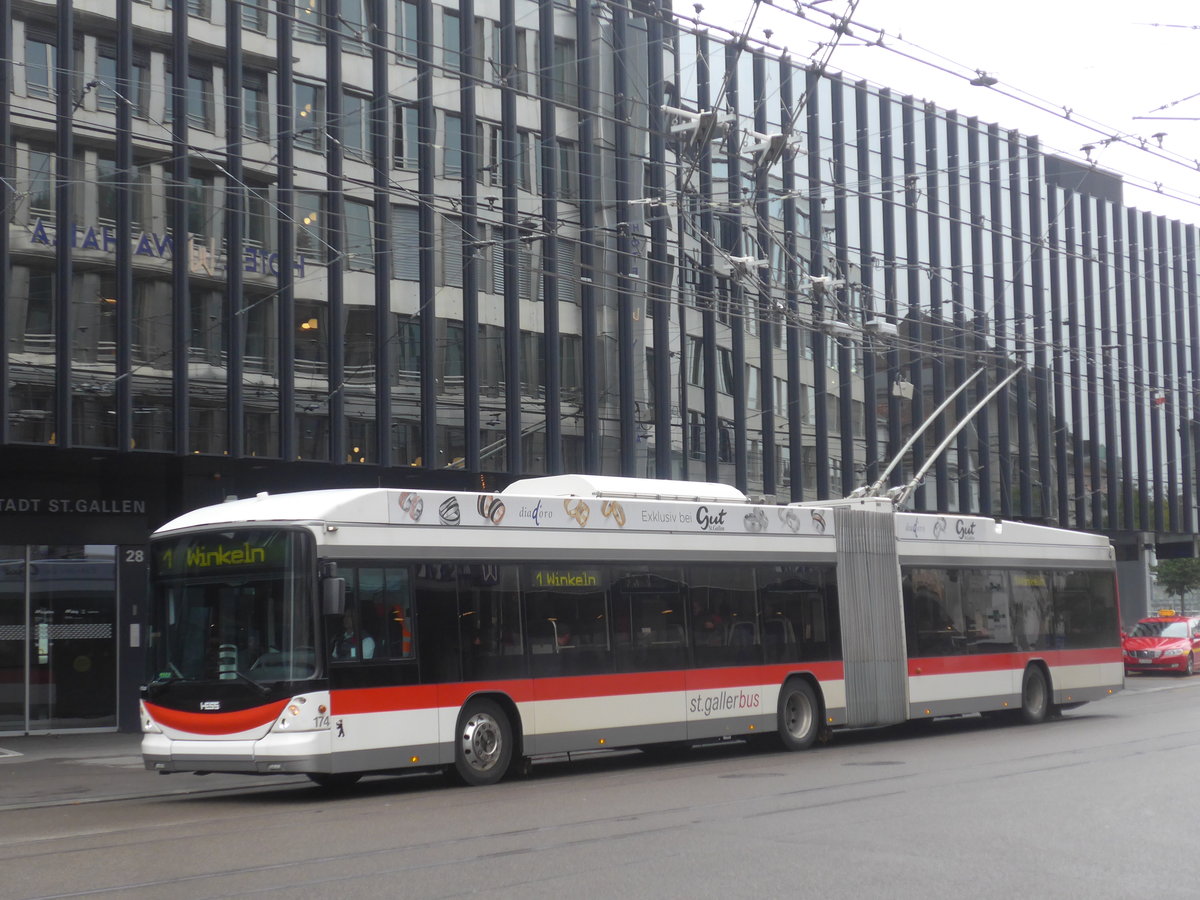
[{"x1": 147, "y1": 529, "x2": 316, "y2": 686}]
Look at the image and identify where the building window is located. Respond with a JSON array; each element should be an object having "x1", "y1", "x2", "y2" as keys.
[
  {"x1": 512, "y1": 29, "x2": 530, "y2": 92},
  {"x1": 469, "y1": 16, "x2": 492, "y2": 81},
  {"x1": 340, "y1": 0, "x2": 369, "y2": 54},
  {"x1": 391, "y1": 206, "x2": 420, "y2": 281},
  {"x1": 718, "y1": 347, "x2": 734, "y2": 394},
  {"x1": 556, "y1": 238, "x2": 578, "y2": 304},
  {"x1": 25, "y1": 269, "x2": 55, "y2": 343},
  {"x1": 188, "y1": 69, "x2": 214, "y2": 130},
  {"x1": 442, "y1": 10, "x2": 461, "y2": 71},
  {"x1": 393, "y1": 102, "x2": 418, "y2": 169},
  {"x1": 187, "y1": 174, "x2": 220, "y2": 240},
  {"x1": 294, "y1": 81, "x2": 325, "y2": 149},
  {"x1": 295, "y1": 191, "x2": 324, "y2": 258},
  {"x1": 558, "y1": 140, "x2": 578, "y2": 199},
  {"x1": 166, "y1": 0, "x2": 213, "y2": 18},
  {"x1": 519, "y1": 331, "x2": 545, "y2": 395},
  {"x1": 295, "y1": 300, "x2": 326, "y2": 366},
  {"x1": 746, "y1": 364, "x2": 760, "y2": 409},
  {"x1": 164, "y1": 65, "x2": 215, "y2": 131},
  {"x1": 553, "y1": 38, "x2": 577, "y2": 106},
  {"x1": 243, "y1": 289, "x2": 274, "y2": 370},
  {"x1": 244, "y1": 182, "x2": 271, "y2": 250},
  {"x1": 341, "y1": 91, "x2": 371, "y2": 160},
  {"x1": 475, "y1": 120, "x2": 499, "y2": 185},
  {"x1": 242, "y1": 0, "x2": 269, "y2": 33},
  {"x1": 443, "y1": 320, "x2": 465, "y2": 384},
  {"x1": 243, "y1": 74, "x2": 269, "y2": 140},
  {"x1": 514, "y1": 130, "x2": 535, "y2": 192},
  {"x1": 395, "y1": 316, "x2": 421, "y2": 381},
  {"x1": 486, "y1": 224, "x2": 505, "y2": 295},
  {"x1": 560, "y1": 334, "x2": 581, "y2": 391},
  {"x1": 96, "y1": 157, "x2": 118, "y2": 224},
  {"x1": 718, "y1": 418, "x2": 734, "y2": 463},
  {"x1": 443, "y1": 112, "x2": 462, "y2": 177},
  {"x1": 24, "y1": 33, "x2": 56, "y2": 100},
  {"x1": 395, "y1": 0, "x2": 417, "y2": 60},
  {"x1": 442, "y1": 217, "x2": 463, "y2": 288},
  {"x1": 27, "y1": 148, "x2": 54, "y2": 217},
  {"x1": 688, "y1": 336, "x2": 704, "y2": 387},
  {"x1": 689, "y1": 411, "x2": 706, "y2": 460},
  {"x1": 344, "y1": 200, "x2": 374, "y2": 271},
  {"x1": 294, "y1": 0, "x2": 324, "y2": 43},
  {"x1": 96, "y1": 46, "x2": 150, "y2": 116}
]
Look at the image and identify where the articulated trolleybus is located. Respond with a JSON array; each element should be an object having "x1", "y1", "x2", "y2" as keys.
[{"x1": 141, "y1": 475, "x2": 1122, "y2": 787}]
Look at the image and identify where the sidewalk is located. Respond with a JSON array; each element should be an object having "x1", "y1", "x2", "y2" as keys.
[{"x1": 0, "y1": 732, "x2": 307, "y2": 810}]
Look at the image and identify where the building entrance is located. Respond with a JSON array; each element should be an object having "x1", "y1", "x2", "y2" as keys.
[{"x1": 0, "y1": 546, "x2": 118, "y2": 733}]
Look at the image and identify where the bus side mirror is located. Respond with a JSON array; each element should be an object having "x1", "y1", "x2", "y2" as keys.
[{"x1": 322, "y1": 577, "x2": 346, "y2": 616}]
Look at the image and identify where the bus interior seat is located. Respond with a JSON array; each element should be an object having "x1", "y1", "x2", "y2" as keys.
[
  {"x1": 728, "y1": 620, "x2": 758, "y2": 646},
  {"x1": 764, "y1": 618, "x2": 796, "y2": 646}
]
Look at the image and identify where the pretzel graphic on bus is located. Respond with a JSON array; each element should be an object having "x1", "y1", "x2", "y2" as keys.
[
  {"x1": 563, "y1": 498, "x2": 590, "y2": 527},
  {"x1": 600, "y1": 499, "x2": 626, "y2": 527}
]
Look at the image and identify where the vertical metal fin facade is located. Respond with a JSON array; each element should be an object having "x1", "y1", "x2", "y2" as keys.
[{"x1": 836, "y1": 505, "x2": 908, "y2": 727}]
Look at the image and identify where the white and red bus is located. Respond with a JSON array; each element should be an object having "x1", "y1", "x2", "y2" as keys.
[{"x1": 140, "y1": 475, "x2": 1122, "y2": 787}]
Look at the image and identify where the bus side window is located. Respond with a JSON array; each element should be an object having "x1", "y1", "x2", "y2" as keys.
[
  {"x1": 611, "y1": 567, "x2": 685, "y2": 673},
  {"x1": 757, "y1": 565, "x2": 835, "y2": 664},
  {"x1": 688, "y1": 564, "x2": 758, "y2": 668},
  {"x1": 415, "y1": 564, "x2": 462, "y2": 684},
  {"x1": 523, "y1": 564, "x2": 611, "y2": 677},
  {"x1": 460, "y1": 564, "x2": 526, "y2": 680}
]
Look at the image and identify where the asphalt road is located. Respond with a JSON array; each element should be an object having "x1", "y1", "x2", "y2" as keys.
[{"x1": 1, "y1": 675, "x2": 1196, "y2": 900}]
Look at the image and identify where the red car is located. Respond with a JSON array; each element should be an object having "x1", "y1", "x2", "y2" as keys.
[{"x1": 1123, "y1": 612, "x2": 1200, "y2": 676}]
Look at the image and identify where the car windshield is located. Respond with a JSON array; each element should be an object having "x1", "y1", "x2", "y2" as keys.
[{"x1": 1130, "y1": 621, "x2": 1191, "y2": 639}]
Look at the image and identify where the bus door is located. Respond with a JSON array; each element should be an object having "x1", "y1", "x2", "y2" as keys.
[{"x1": 834, "y1": 506, "x2": 908, "y2": 727}]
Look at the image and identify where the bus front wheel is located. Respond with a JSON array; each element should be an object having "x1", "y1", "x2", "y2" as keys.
[
  {"x1": 1019, "y1": 665, "x2": 1050, "y2": 725},
  {"x1": 776, "y1": 679, "x2": 820, "y2": 751},
  {"x1": 454, "y1": 698, "x2": 513, "y2": 786}
]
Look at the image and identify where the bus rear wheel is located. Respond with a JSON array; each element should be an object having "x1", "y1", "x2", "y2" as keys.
[
  {"x1": 776, "y1": 679, "x2": 820, "y2": 751},
  {"x1": 1019, "y1": 665, "x2": 1050, "y2": 724},
  {"x1": 454, "y1": 698, "x2": 513, "y2": 786}
]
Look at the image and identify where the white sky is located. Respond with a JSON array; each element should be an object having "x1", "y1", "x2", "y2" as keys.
[{"x1": 704, "y1": 0, "x2": 1200, "y2": 224}]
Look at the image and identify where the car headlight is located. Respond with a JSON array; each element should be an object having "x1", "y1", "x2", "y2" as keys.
[{"x1": 1164, "y1": 648, "x2": 1186, "y2": 657}]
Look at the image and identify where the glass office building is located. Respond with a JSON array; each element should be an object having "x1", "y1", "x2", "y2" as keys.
[{"x1": 1, "y1": 0, "x2": 1196, "y2": 730}]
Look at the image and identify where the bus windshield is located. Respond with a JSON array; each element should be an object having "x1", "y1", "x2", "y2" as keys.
[{"x1": 147, "y1": 529, "x2": 317, "y2": 686}]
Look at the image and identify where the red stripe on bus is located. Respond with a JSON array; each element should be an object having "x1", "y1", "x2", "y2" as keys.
[
  {"x1": 145, "y1": 700, "x2": 290, "y2": 735},
  {"x1": 331, "y1": 664, "x2": 848, "y2": 714},
  {"x1": 331, "y1": 685, "x2": 444, "y2": 715},
  {"x1": 684, "y1": 662, "x2": 843, "y2": 689},
  {"x1": 908, "y1": 647, "x2": 1121, "y2": 676}
]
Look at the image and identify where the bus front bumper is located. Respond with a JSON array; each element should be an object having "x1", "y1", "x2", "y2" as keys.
[{"x1": 142, "y1": 730, "x2": 332, "y2": 775}]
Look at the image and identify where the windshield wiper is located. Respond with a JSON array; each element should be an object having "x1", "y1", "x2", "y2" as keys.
[{"x1": 226, "y1": 668, "x2": 271, "y2": 697}]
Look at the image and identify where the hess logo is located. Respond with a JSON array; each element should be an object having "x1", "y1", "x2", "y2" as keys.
[{"x1": 200, "y1": 700, "x2": 221, "y2": 711}]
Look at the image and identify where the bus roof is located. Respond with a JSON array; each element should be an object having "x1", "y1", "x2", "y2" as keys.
[
  {"x1": 502, "y1": 474, "x2": 747, "y2": 503},
  {"x1": 153, "y1": 481, "x2": 1112, "y2": 565}
]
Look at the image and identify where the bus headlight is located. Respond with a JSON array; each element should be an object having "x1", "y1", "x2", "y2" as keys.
[
  {"x1": 278, "y1": 701, "x2": 305, "y2": 730},
  {"x1": 140, "y1": 702, "x2": 161, "y2": 733}
]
